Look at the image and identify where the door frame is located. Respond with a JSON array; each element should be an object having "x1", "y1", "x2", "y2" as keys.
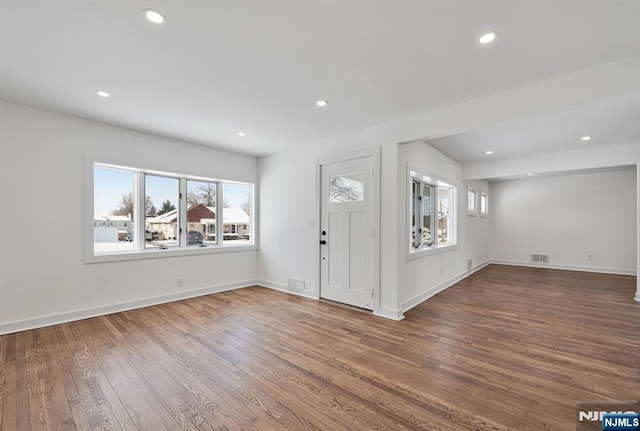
[{"x1": 315, "y1": 147, "x2": 381, "y2": 314}]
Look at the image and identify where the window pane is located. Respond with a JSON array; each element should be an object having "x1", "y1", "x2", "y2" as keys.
[
  {"x1": 187, "y1": 180, "x2": 216, "y2": 246},
  {"x1": 480, "y1": 193, "x2": 488, "y2": 214},
  {"x1": 438, "y1": 186, "x2": 452, "y2": 244},
  {"x1": 411, "y1": 180, "x2": 420, "y2": 248},
  {"x1": 223, "y1": 183, "x2": 252, "y2": 244},
  {"x1": 468, "y1": 188, "x2": 476, "y2": 212},
  {"x1": 145, "y1": 175, "x2": 179, "y2": 248},
  {"x1": 94, "y1": 166, "x2": 136, "y2": 254},
  {"x1": 330, "y1": 172, "x2": 364, "y2": 202},
  {"x1": 422, "y1": 184, "x2": 433, "y2": 246}
]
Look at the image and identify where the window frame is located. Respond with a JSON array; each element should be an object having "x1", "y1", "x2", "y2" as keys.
[
  {"x1": 407, "y1": 168, "x2": 457, "y2": 260},
  {"x1": 143, "y1": 173, "x2": 182, "y2": 249},
  {"x1": 480, "y1": 191, "x2": 489, "y2": 217},
  {"x1": 84, "y1": 155, "x2": 256, "y2": 264},
  {"x1": 467, "y1": 186, "x2": 478, "y2": 216}
]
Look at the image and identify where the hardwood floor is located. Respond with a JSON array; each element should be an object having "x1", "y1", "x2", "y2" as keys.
[{"x1": 0, "y1": 265, "x2": 638, "y2": 430}]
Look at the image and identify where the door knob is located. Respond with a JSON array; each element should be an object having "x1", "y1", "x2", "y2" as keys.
[{"x1": 320, "y1": 240, "x2": 327, "y2": 245}]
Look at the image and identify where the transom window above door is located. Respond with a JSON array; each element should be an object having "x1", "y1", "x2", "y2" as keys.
[{"x1": 330, "y1": 172, "x2": 364, "y2": 203}]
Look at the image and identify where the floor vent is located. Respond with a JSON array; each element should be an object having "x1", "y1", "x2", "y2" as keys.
[{"x1": 531, "y1": 254, "x2": 550, "y2": 264}]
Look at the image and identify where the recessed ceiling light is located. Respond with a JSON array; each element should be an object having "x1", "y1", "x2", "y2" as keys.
[
  {"x1": 479, "y1": 31, "x2": 499, "y2": 44},
  {"x1": 144, "y1": 9, "x2": 166, "y2": 24},
  {"x1": 485, "y1": 150, "x2": 493, "y2": 155},
  {"x1": 96, "y1": 90, "x2": 110, "y2": 98},
  {"x1": 581, "y1": 136, "x2": 591, "y2": 141},
  {"x1": 238, "y1": 132, "x2": 246, "y2": 137},
  {"x1": 528, "y1": 173, "x2": 534, "y2": 176},
  {"x1": 316, "y1": 100, "x2": 328, "y2": 107}
]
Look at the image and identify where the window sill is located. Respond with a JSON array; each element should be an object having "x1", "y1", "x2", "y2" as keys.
[
  {"x1": 406, "y1": 244, "x2": 458, "y2": 261},
  {"x1": 85, "y1": 243, "x2": 257, "y2": 264}
]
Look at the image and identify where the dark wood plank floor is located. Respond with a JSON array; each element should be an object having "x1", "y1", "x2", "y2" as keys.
[{"x1": 1, "y1": 264, "x2": 638, "y2": 430}]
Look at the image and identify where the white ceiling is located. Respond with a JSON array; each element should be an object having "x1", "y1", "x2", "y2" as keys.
[
  {"x1": 427, "y1": 92, "x2": 640, "y2": 165},
  {"x1": 1, "y1": 1, "x2": 639, "y2": 157}
]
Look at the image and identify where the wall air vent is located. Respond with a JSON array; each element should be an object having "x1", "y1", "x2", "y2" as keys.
[
  {"x1": 287, "y1": 278, "x2": 305, "y2": 292},
  {"x1": 531, "y1": 254, "x2": 550, "y2": 264},
  {"x1": 287, "y1": 278, "x2": 296, "y2": 292}
]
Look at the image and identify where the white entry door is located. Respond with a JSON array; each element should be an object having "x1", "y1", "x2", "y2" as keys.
[{"x1": 320, "y1": 156, "x2": 374, "y2": 310}]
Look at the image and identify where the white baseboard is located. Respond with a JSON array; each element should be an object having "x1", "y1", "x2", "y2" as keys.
[
  {"x1": 257, "y1": 279, "x2": 318, "y2": 300},
  {"x1": 634, "y1": 291, "x2": 640, "y2": 302},
  {"x1": 490, "y1": 259, "x2": 637, "y2": 276},
  {"x1": 400, "y1": 261, "x2": 490, "y2": 314},
  {"x1": 373, "y1": 307, "x2": 405, "y2": 321},
  {"x1": 257, "y1": 263, "x2": 492, "y2": 321},
  {"x1": 0, "y1": 279, "x2": 259, "y2": 336}
]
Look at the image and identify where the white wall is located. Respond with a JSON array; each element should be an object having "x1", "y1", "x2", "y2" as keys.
[
  {"x1": 489, "y1": 169, "x2": 637, "y2": 274},
  {"x1": 397, "y1": 142, "x2": 490, "y2": 312},
  {"x1": 257, "y1": 150, "x2": 318, "y2": 294},
  {"x1": 0, "y1": 100, "x2": 259, "y2": 334}
]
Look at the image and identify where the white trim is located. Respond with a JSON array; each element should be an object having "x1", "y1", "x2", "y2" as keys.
[
  {"x1": 257, "y1": 279, "x2": 318, "y2": 300},
  {"x1": 372, "y1": 147, "x2": 382, "y2": 315},
  {"x1": 467, "y1": 186, "x2": 478, "y2": 216},
  {"x1": 479, "y1": 190, "x2": 489, "y2": 217},
  {"x1": 373, "y1": 307, "x2": 405, "y2": 321},
  {"x1": 316, "y1": 148, "x2": 376, "y2": 166},
  {"x1": 0, "y1": 280, "x2": 258, "y2": 336},
  {"x1": 407, "y1": 244, "x2": 458, "y2": 260},
  {"x1": 179, "y1": 177, "x2": 187, "y2": 246},
  {"x1": 401, "y1": 261, "x2": 490, "y2": 313},
  {"x1": 490, "y1": 259, "x2": 637, "y2": 276},
  {"x1": 86, "y1": 244, "x2": 258, "y2": 264}
]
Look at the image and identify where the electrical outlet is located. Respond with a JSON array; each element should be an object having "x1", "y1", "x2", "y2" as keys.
[
  {"x1": 177, "y1": 277, "x2": 184, "y2": 288},
  {"x1": 440, "y1": 269, "x2": 443, "y2": 277},
  {"x1": 587, "y1": 254, "x2": 593, "y2": 262}
]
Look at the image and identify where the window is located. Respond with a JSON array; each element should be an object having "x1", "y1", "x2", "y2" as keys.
[
  {"x1": 187, "y1": 180, "x2": 217, "y2": 244},
  {"x1": 145, "y1": 175, "x2": 179, "y2": 248},
  {"x1": 222, "y1": 182, "x2": 252, "y2": 243},
  {"x1": 480, "y1": 191, "x2": 489, "y2": 217},
  {"x1": 438, "y1": 185, "x2": 453, "y2": 245},
  {"x1": 330, "y1": 172, "x2": 364, "y2": 202},
  {"x1": 89, "y1": 160, "x2": 255, "y2": 261},
  {"x1": 93, "y1": 165, "x2": 136, "y2": 254},
  {"x1": 467, "y1": 187, "x2": 477, "y2": 215},
  {"x1": 410, "y1": 171, "x2": 456, "y2": 254}
]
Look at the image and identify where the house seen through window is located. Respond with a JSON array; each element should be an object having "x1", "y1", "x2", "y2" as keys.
[
  {"x1": 410, "y1": 171, "x2": 456, "y2": 253},
  {"x1": 92, "y1": 163, "x2": 254, "y2": 256}
]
